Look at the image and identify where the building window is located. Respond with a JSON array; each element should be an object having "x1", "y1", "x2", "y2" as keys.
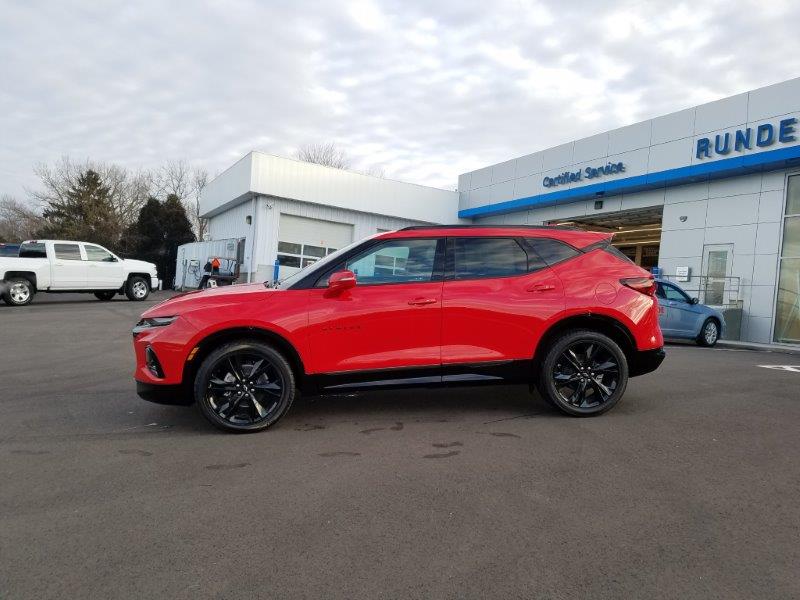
[
  {"x1": 774, "y1": 175, "x2": 800, "y2": 343},
  {"x1": 277, "y1": 242, "x2": 338, "y2": 270}
]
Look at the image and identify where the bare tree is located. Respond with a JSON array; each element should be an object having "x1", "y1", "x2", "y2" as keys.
[
  {"x1": 296, "y1": 142, "x2": 352, "y2": 170},
  {"x1": 30, "y1": 156, "x2": 148, "y2": 233},
  {"x1": 190, "y1": 168, "x2": 209, "y2": 241},
  {"x1": 0, "y1": 195, "x2": 43, "y2": 242},
  {"x1": 152, "y1": 160, "x2": 209, "y2": 240}
]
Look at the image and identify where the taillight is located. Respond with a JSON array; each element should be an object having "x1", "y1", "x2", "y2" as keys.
[{"x1": 620, "y1": 276, "x2": 656, "y2": 296}]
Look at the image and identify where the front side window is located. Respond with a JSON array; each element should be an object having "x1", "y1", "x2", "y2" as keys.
[
  {"x1": 452, "y1": 237, "x2": 528, "y2": 280},
  {"x1": 84, "y1": 245, "x2": 114, "y2": 262},
  {"x1": 658, "y1": 283, "x2": 689, "y2": 303},
  {"x1": 328, "y1": 238, "x2": 441, "y2": 286},
  {"x1": 54, "y1": 243, "x2": 82, "y2": 261}
]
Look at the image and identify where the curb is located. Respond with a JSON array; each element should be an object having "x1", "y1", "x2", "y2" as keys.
[{"x1": 716, "y1": 340, "x2": 800, "y2": 356}]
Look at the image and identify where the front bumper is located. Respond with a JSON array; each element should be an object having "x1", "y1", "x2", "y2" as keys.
[
  {"x1": 150, "y1": 276, "x2": 160, "y2": 290},
  {"x1": 629, "y1": 347, "x2": 666, "y2": 377},
  {"x1": 136, "y1": 380, "x2": 193, "y2": 405}
]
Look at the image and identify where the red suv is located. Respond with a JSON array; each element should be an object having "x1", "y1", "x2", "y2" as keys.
[{"x1": 133, "y1": 226, "x2": 664, "y2": 432}]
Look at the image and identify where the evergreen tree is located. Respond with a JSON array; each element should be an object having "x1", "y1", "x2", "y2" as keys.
[
  {"x1": 126, "y1": 194, "x2": 195, "y2": 288},
  {"x1": 39, "y1": 170, "x2": 119, "y2": 249}
]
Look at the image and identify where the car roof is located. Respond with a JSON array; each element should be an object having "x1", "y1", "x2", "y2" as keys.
[{"x1": 378, "y1": 225, "x2": 612, "y2": 249}]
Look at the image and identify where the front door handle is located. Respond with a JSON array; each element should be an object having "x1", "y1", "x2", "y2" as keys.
[
  {"x1": 527, "y1": 283, "x2": 555, "y2": 292},
  {"x1": 408, "y1": 297, "x2": 437, "y2": 306}
]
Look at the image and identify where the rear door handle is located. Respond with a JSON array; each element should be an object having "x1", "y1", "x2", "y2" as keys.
[
  {"x1": 408, "y1": 297, "x2": 437, "y2": 306},
  {"x1": 527, "y1": 284, "x2": 555, "y2": 292}
]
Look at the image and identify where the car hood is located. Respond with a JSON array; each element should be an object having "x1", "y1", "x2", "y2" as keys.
[
  {"x1": 142, "y1": 283, "x2": 274, "y2": 317},
  {"x1": 124, "y1": 258, "x2": 157, "y2": 272}
]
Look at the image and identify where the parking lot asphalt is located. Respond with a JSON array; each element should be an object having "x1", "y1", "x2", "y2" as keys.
[{"x1": 1, "y1": 293, "x2": 799, "y2": 599}]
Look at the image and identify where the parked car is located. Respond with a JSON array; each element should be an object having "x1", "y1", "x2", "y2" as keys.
[
  {"x1": 133, "y1": 225, "x2": 665, "y2": 432},
  {"x1": 0, "y1": 243, "x2": 20, "y2": 257},
  {"x1": 655, "y1": 279, "x2": 725, "y2": 347},
  {"x1": 0, "y1": 240, "x2": 159, "y2": 306}
]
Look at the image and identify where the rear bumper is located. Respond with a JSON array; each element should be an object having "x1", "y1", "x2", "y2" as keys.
[
  {"x1": 629, "y1": 347, "x2": 665, "y2": 377},
  {"x1": 136, "y1": 380, "x2": 193, "y2": 405}
]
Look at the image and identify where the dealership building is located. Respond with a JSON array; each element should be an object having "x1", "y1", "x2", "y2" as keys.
[{"x1": 197, "y1": 77, "x2": 800, "y2": 347}]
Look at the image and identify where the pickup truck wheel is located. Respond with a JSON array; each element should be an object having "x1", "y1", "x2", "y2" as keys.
[
  {"x1": 3, "y1": 278, "x2": 34, "y2": 306},
  {"x1": 536, "y1": 329, "x2": 628, "y2": 417},
  {"x1": 94, "y1": 291, "x2": 116, "y2": 301},
  {"x1": 125, "y1": 276, "x2": 150, "y2": 301}
]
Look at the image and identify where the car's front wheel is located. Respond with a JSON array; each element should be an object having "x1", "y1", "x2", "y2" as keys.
[
  {"x1": 194, "y1": 341, "x2": 296, "y2": 433},
  {"x1": 697, "y1": 319, "x2": 720, "y2": 347},
  {"x1": 537, "y1": 330, "x2": 628, "y2": 416},
  {"x1": 2, "y1": 278, "x2": 35, "y2": 306}
]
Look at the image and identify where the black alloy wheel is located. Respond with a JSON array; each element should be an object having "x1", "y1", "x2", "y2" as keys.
[
  {"x1": 195, "y1": 341, "x2": 295, "y2": 432},
  {"x1": 538, "y1": 330, "x2": 628, "y2": 416}
]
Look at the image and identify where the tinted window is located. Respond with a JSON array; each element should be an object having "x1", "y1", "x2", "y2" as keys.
[
  {"x1": 453, "y1": 237, "x2": 528, "y2": 279},
  {"x1": 0, "y1": 244, "x2": 20, "y2": 257},
  {"x1": 331, "y1": 238, "x2": 440, "y2": 286},
  {"x1": 19, "y1": 242, "x2": 46, "y2": 258},
  {"x1": 526, "y1": 238, "x2": 580, "y2": 266},
  {"x1": 604, "y1": 244, "x2": 636, "y2": 264},
  {"x1": 657, "y1": 283, "x2": 689, "y2": 302},
  {"x1": 54, "y1": 243, "x2": 82, "y2": 260},
  {"x1": 84, "y1": 245, "x2": 114, "y2": 262}
]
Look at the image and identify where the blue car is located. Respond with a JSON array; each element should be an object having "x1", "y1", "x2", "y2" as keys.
[{"x1": 655, "y1": 279, "x2": 725, "y2": 347}]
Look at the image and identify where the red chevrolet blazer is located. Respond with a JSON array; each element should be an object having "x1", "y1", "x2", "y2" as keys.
[{"x1": 133, "y1": 225, "x2": 664, "y2": 432}]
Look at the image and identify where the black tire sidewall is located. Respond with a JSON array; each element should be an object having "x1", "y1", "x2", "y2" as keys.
[
  {"x1": 3, "y1": 278, "x2": 34, "y2": 306},
  {"x1": 194, "y1": 341, "x2": 296, "y2": 433},
  {"x1": 125, "y1": 276, "x2": 150, "y2": 301},
  {"x1": 537, "y1": 330, "x2": 628, "y2": 417}
]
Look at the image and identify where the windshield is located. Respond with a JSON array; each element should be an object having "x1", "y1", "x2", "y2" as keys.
[{"x1": 274, "y1": 236, "x2": 375, "y2": 289}]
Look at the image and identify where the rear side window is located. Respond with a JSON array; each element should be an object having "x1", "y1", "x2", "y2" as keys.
[
  {"x1": 525, "y1": 238, "x2": 580, "y2": 266},
  {"x1": 54, "y1": 243, "x2": 82, "y2": 260},
  {"x1": 452, "y1": 237, "x2": 528, "y2": 279},
  {"x1": 19, "y1": 242, "x2": 47, "y2": 258},
  {"x1": 603, "y1": 244, "x2": 635, "y2": 264}
]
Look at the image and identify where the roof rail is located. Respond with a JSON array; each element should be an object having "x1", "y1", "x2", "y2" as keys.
[{"x1": 398, "y1": 224, "x2": 580, "y2": 231}]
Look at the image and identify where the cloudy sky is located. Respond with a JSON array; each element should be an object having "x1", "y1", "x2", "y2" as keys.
[{"x1": 2, "y1": 0, "x2": 800, "y2": 202}]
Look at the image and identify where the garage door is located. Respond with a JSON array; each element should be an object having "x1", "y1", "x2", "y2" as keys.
[{"x1": 277, "y1": 214, "x2": 354, "y2": 277}]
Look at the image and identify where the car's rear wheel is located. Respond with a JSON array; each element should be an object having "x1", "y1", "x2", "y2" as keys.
[
  {"x1": 537, "y1": 330, "x2": 628, "y2": 416},
  {"x1": 94, "y1": 291, "x2": 116, "y2": 301},
  {"x1": 125, "y1": 276, "x2": 150, "y2": 301},
  {"x1": 194, "y1": 341, "x2": 296, "y2": 433},
  {"x1": 697, "y1": 319, "x2": 719, "y2": 347},
  {"x1": 2, "y1": 278, "x2": 35, "y2": 306}
]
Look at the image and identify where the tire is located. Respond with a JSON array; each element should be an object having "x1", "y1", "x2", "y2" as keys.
[
  {"x1": 94, "y1": 291, "x2": 116, "y2": 301},
  {"x1": 125, "y1": 276, "x2": 150, "y2": 301},
  {"x1": 536, "y1": 329, "x2": 628, "y2": 417},
  {"x1": 194, "y1": 341, "x2": 296, "y2": 433},
  {"x1": 2, "y1": 278, "x2": 35, "y2": 306},
  {"x1": 697, "y1": 319, "x2": 720, "y2": 347}
]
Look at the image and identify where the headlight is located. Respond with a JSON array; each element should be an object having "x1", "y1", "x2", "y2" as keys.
[{"x1": 132, "y1": 316, "x2": 177, "y2": 335}]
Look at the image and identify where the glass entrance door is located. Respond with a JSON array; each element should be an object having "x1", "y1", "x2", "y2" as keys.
[
  {"x1": 701, "y1": 244, "x2": 732, "y2": 306},
  {"x1": 774, "y1": 175, "x2": 800, "y2": 343}
]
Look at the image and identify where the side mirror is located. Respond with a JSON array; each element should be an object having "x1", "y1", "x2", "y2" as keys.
[
  {"x1": 328, "y1": 270, "x2": 356, "y2": 293},
  {"x1": 691, "y1": 297, "x2": 699, "y2": 304}
]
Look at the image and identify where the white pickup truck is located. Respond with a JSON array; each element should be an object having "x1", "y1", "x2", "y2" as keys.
[{"x1": 0, "y1": 240, "x2": 159, "y2": 306}]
